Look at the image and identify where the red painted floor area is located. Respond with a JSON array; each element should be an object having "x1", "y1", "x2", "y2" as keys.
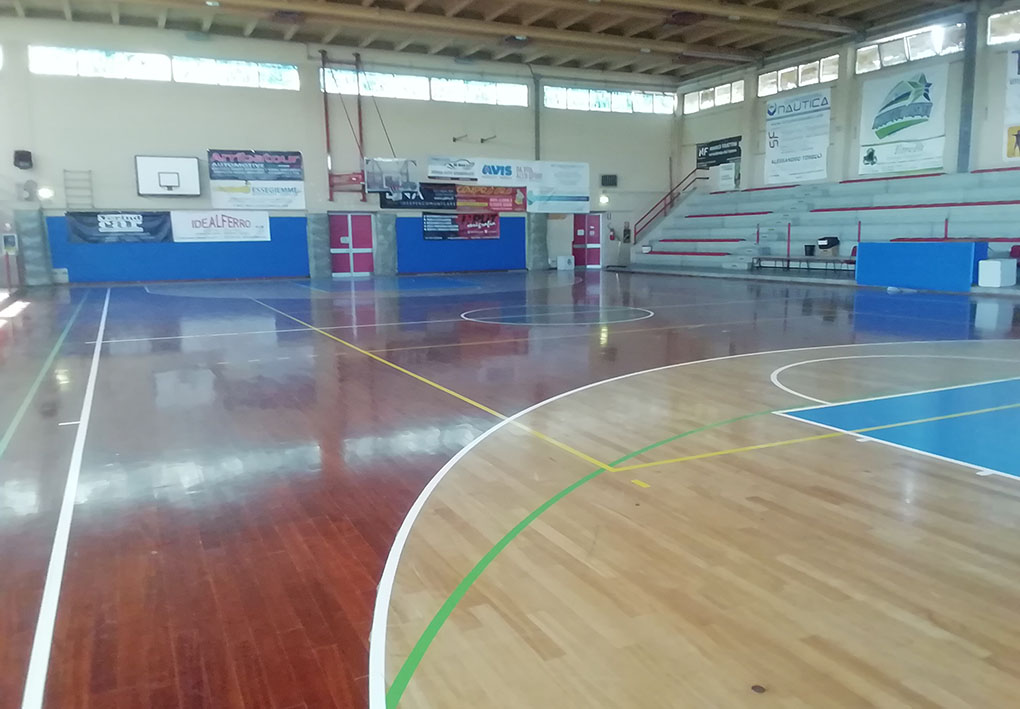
[{"x1": 0, "y1": 271, "x2": 1017, "y2": 708}]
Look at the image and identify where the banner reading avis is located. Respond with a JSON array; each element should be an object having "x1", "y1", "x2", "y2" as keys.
[
  {"x1": 427, "y1": 157, "x2": 589, "y2": 213},
  {"x1": 208, "y1": 149, "x2": 305, "y2": 210}
]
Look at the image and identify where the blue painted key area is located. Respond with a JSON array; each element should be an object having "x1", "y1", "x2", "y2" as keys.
[{"x1": 784, "y1": 378, "x2": 1020, "y2": 478}]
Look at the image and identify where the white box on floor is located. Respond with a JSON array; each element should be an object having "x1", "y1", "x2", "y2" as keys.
[
  {"x1": 977, "y1": 259, "x2": 1017, "y2": 287},
  {"x1": 556, "y1": 255, "x2": 575, "y2": 271}
]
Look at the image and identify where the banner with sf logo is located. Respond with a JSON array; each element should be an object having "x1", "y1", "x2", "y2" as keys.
[{"x1": 764, "y1": 88, "x2": 831, "y2": 185}]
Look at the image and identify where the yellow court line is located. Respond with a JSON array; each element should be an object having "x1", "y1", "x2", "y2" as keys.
[
  {"x1": 612, "y1": 401, "x2": 1020, "y2": 474},
  {"x1": 365, "y1": 314, "x2": 812, "y2": 355},
  {"x1": 251, "y1": 299, "x2": 615, "y2": 472},
  {"x1": 630, "y1": 479, "x2": 651, "y2": 488}
]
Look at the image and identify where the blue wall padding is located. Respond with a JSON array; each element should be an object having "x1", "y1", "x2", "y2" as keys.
[
  {"x1": 856, "y1": 242, "x2": 988, "y2": 292},
  {"x1": 396, "y1": 216, "x2": 527, "y2": 273},
  {"x1": 46, "y1": 216, "x2": 309, "y2": 283}
]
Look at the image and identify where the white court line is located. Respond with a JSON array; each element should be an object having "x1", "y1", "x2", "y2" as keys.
[
  {"x1": 460, "y1": 306, "x2": 655, "y2": 327},
  {"x1": 366, "y1": 337, "x2": 1020, "y2": 709},
  {"x1": 89, "y1": 296, "x2": 796, "y2": 345},
  {"x1": 57, "y1": 421, "x2": 79, "y2": 427},
  {"x1": 21, "y1": 288, "x2": 111, "y2": 709},
  {"x1": 770, "y1": 354, "x2": 1020, "y2": 406},
  {"x1": 774, "y1": 411, "x2": 1018, "y2": 480}
]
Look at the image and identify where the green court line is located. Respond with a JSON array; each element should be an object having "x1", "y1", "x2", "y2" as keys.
[
  {"x1": 0, "y1": 296, "x2": 88, "y2": 462},
  {"x1": 385, "y1": 370, "x2": 1020, "y2": 707},
  {"x1": 384, "y1": 410, "x2": 760, "y2": 708}
]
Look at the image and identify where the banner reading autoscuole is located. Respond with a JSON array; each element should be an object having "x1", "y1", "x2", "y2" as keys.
[
  {"x1": 858, "y1": 64, "x2": 947, "y2": 174},
  {"x1": 765, "y1": 89, "x2": 831, "y2": 185},
  {"x1": 208, "y1": 149, "x2": 305, "y2": 210}
]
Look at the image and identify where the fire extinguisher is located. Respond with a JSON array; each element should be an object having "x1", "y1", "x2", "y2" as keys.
[
  {"x1": 609, "y1": 228, "x2": 617, "y2": 241},
  {"x1": 622, "y1": 221, "x2": 632, "y2": 243}
]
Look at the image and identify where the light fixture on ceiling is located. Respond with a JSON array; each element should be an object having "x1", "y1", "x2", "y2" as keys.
[
  {"x1": 37, "y1": 186, "x2": 54, "y2": 200},
  {"x1": 205, "y1": 0, "x2": 219, "y2": 6},
  {"x1": 680, "y1": 48, "x2": 748, "y2": 63},
  {"x1": 640, "y1": 48, "x2": 651, "y2": 54}
]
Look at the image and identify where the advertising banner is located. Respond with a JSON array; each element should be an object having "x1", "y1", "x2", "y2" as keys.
[
  {"x1": 426, "y1": 157, "x2": 589, "y2": 212},
  {"x1": 379, "y1": 183, "x2": 457, "y2": 209},
  {"x1": 456, "y1": 185, "x2": 527, "y2": 211},
  {"x1": 379, "y1": 183, "x2": 528, "y2": 211},
  {"x1": 858, "y1": 64, "x2": 947, "y2": 174},
  {"x1": 208, "y1": 149, "x2": 305, "y2": 209},
  {"x1": 696, "y1": 136, "x2": 741, "y2": 169},
  {"x1": 697, "y1": 136, "x2": 741, "y2": 190},
  {"x1": 67, "y1": 211, "x2": 172, "y2": 243},
  {"x1": 170, "y1": 211, "x2": 270, "y2": 242},
  {"x1": 422, "y1": 212, "x2": 499, "y2": 240},
  {"x1": 1005, "y1": 50, "x2": 1020, "y2": 159},
  {"x1": 364, "y1": 157, "x2": 418, "y2": 192},
  {"x1": 765, "y1": 89, "x2": 830, "y2": 184}
]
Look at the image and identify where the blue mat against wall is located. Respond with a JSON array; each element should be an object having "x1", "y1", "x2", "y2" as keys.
[
  {"x1": 856, "y1": 242, "x2": 988, "y2": 292},
  {"x1": 46, "y1": 216, "x2": 309, "y2": 283},
  {"x1": 396, "y1": 216, "x2": 527, "y2": 273}
]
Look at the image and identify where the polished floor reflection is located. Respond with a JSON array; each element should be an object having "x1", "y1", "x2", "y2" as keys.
[{"x1": 0, "y1": 272, "x2": 1018, "y2": 708}]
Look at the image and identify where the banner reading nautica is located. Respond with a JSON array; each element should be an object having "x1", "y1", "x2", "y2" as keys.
[
  {"x1": 208, "y1": 149, "x2": 305, "y2": 210},
  {"x1": 858, "y1": 64, "x2": 947, "y2": 174},
  {"x1": 765, "y1": 89, "x2": 830, "y2": 184},
  {"x1": 426, "y1": 157, "x2": 589, "y2": 213}
]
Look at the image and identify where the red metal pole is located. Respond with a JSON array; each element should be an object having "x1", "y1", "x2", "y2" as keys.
[
  {"x1": 787, "y1": 223, "x2": 791, "y2": 258},
  {"x1": 320, "y1": 51, "x2": 333, "y2": 202},
  {"x1": 857, "y1": 220, "x2": 861, "y2": 243},
  {"x1": 354, "y1": 52, "x2": 366, "y2": 203},
  {"x1": 944, "y1": 217, "x2": 949, "y2": 240},
  {"x1": 756, "y1": 223, "x2": 760, "y2": 245}
]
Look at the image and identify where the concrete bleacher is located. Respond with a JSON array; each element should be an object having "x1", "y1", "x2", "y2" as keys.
[{"x1": 629, "y1": 169, "x2": 1020, "y2": 274}]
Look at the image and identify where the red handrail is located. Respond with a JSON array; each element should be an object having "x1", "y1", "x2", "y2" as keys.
[{"x1": 634, "y1": 169, "x2": 708, "y2": 240}]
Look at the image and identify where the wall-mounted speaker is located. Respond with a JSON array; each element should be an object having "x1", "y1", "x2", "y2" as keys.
[
  {"x1": 600, "y1": 174, "x2": 618, "y2": 187},
  {"x1": 14, "y1": 150, "x2": 33, "y2": 170}
]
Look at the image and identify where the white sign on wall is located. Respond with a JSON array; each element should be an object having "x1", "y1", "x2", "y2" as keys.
[
  {"x1": 764, "y1": 88, "x2": 831, "y2": 184},
  {"x1": 1005, "y1": 50, "x2": 1020, "y2": 159},
  {"x1": 426, "y1": 157, "x2": 590, "y2": 212},
  {"x1": 171, "y1": 210, "x2": 270, "y2": 242},
  {"x1": 858, "y1": 64, "x2": 948, "y2": 174}
]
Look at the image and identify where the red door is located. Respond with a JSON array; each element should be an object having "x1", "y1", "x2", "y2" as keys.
[
  {"x1": 572, "y1": 214, "x2": 601, "y2": 269},
  {"x1": 330, "y1": 213, "x2": 374, "y2": 277}
]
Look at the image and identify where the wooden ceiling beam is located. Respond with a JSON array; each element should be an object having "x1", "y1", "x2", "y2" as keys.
[
  {"x1": 13, "y1": 0, "x2": 25, "y2": 17},
  {"x1": 428, "y1": 40, "x2": 452, "y2": 54},
  {"x1": 589, "y1": 16, "x2": 626, "y2": 33},
  {"x1": 521, "y1": 6, "x2": 554, "y2": 24},
  {"x1": 111, "y1": 3, "x2": 120, "y2": 24},
  {"x1": 130, "y1": 0, "x2": 759, "y2": 61},
  {"x1": 244, "y1": 18, "x2": 259, "y2": 35},
  {"x1": 485, "y1": 2, "x2": 516, "y2": 21},
  {"x1": 623, "y1": 18, "x2": 664, "y2": 37},
  {"x1": 201, "y1": 13, "x2": 213, "y2": 31},
  {"x1": 405, "y1": 0, "x2": 426, "y2": 11},
  {"x1": 62, "y1": 0, "x2": 72, "y2": 21},
  {"x1": 157, "y1": 8, "x2": 167, "y2": 27},
  {"x1": 544, "y1": 0, "x2": 861, "y2": 34},
  {"x1": 393, "y1": 38, "x2": 415, "y2": 50},
  {"x1": 556, "y1": 11, "x2": 591, "y2": 30},
  {"x1": 444, "y1": 0, "x2": 474, "y2": 16},
  {"x1": 359, "y1": 32, "x2": 378, "y2": 47},
  {"x1": 283, "y1": 23, "x2": 300, "y2": 40},
  {"x1": 460, "y1": 42, "x2": 489, "y2": 57}
]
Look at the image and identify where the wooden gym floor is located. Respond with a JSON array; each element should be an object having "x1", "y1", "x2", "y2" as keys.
[{"x1": 1, "y1": 272, "x2": 1019, "y2": 709}]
